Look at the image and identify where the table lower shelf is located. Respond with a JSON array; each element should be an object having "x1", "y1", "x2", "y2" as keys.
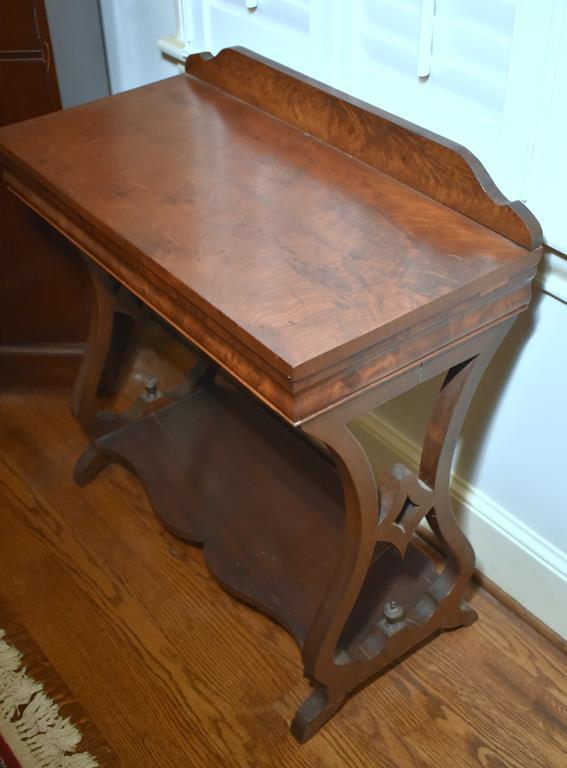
[{"x1": 95, "y1": 379, "x2": 440, "y2": 655}]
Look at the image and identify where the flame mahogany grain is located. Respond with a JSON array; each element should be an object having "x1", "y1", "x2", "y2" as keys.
[
  {"x1": 187, "y1": 48, "x2": 542, "y2": 250},
  {"x1": 0, "y1": 49, "x2": 541, "y2": 422},
  {"x1": 0, "y1": 48, "x2": 543, "y2": 742}
]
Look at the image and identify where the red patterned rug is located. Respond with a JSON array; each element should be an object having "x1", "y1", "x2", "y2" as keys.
[{"x1": 0, "y1": 732, "x2": 21, "y2": 768}]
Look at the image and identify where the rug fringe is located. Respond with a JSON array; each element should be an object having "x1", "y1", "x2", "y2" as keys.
[{"x1": 0, "y1": 629, "x2": 98, "y2": 768}]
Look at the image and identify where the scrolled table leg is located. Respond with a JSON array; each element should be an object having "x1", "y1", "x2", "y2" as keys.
[
  {"x1": 293, "y1": 319, "x2": 514, "y2": 740},
  {"x1": 419, "y1": 321, "x2": 513, "y2": 629},
  {"x1": 71, "y1": 256, "x2": 150, "y2": 479},
  {"x1": 71, "y1": 260, "x2": 119, "y2": 434},
  {"x1": 291, "y1": 685, "x2": 346, "y2": 743},
  {"x1": 71, "y1": 258, "x2": 219, "y2": 486}
]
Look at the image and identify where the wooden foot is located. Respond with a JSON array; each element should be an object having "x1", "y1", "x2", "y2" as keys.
[
  {"x1": 443, "y1": 601, "x2": 478, "y2": 630},
  {"x1": 73, "y1": 445, "x2": 112, "y2": 486},
  {"x1": 291, "y1": 685, "x2": 345, "y2": 743}
]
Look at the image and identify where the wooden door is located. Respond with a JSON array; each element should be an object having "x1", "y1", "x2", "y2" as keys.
[{"x1": 0, "y1": 0, "x2": 88, "y2": 390}]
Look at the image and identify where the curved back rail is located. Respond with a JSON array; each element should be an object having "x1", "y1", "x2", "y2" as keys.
[{"x1": 186, "y1": 48, "x2": 542, "y2": 250}]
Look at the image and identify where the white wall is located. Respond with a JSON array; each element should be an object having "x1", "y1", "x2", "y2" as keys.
[
  {"x1": 45, "y1": 0, "x2": 110, "y2": 107},
  {"x1": 99, "y1": 0, "x2": 179, "y2": 92},
  {"x1": 99, "y1": 0, "x2": 567, "y2": 637}
]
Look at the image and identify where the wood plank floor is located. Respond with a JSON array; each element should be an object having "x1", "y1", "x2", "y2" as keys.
[{"x1": 0, "y1": 387, "x2": 565, "y2": 767}]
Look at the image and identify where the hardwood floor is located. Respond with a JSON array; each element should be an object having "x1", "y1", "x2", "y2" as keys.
[{"x1": 0, "y1": 379, "x2": 565, "y2": 766}]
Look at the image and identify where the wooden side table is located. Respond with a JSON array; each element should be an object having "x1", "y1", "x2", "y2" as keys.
[{"x1": 0, "y1": 48, "x2": 542, "y2": 742}]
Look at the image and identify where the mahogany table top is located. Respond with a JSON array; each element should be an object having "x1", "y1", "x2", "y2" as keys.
[{"x1": 0, "y1": 49, "x2": 541, "y2": 422}]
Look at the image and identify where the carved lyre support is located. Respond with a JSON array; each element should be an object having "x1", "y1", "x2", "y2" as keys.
[
  {"x1": 72, "y1": 258, "x2": 218, "y2": 486},
  {"x1": 71, "y1": 259, "x2": 153, "y2": 434},
  {"x1": 71, "y1": 261, "x2": 121, "y2": 434},
  {"x1": 71, "y1": 259, "x2": 145, "y2": 484},
  {"x1": 292, "y1": 319, "x2": 514, "y2": 741},
  {"x1": 0, "y1": 40, "x2": 543, "y2": 748},
  {"x1": 418, "y1": 334, "x2": 513, "y2": 630}
]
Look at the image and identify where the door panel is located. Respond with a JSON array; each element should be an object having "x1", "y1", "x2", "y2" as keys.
[
  {"x1": 0, "y1": 57, "x2": 59, "y2": 125},
  {"x1": 0, "y1": 0, "x2": 87, "y2": 391},
  {"x1": 0, "y1": 0, "x2": 43, "y2": 52}
]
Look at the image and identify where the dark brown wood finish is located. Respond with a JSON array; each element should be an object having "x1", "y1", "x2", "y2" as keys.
[
  {"x1": 72, "y1": 315, "x2": 511, "y2": 741},
  {"x1": 0, "y1": 48, "x2": 543, "y2": 741},
  {"x1": 0, "y1": 51, "x2": 540, "y2": 421},
  {"x1": 0, "y1": 0, "x2": 61, "y2": 126},
  {"x1": 1, "y1": 389, "x2": 566, "y2": 767},
  {"x1": 187, "y1": 49, "x2": 542, "y2": 250},
  {"x1": 290, "y1": 321, "x2": 512, "y2": 738},
  {"x1": 0, "y1": 0, "x2": 88, "y2": 391}
]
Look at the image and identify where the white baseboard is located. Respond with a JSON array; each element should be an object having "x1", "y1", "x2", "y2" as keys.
[{"x1": 356, "y1": 412, "x2": 567, "y2": 640}]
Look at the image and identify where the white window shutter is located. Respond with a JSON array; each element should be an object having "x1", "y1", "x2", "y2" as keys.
[{"x1": 201, "y1": 0, "x2": 312, "y2": 72}]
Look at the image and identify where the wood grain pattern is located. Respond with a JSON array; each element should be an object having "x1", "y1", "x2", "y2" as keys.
[
  {"x1": 94, "y1": 379, "x2": 346, "y2": 647},
  {"x1": 0, "y1": 386, "x2": 565, "y2": 766},
  {"x1": 66, "y1": 255, "x2": 524, "y2": 741},
  {"x1": 187, "y1": 49, "x2": 542, "y2": 250},
  {"x1": 0, "y1": 45, "x2": 550, "y2": 747},
  {"x1": 0, "y1": 602, "x2": 116, "y2": 767},
  {"x1": 0, "y1": 54, "x2": 541, "y2": 419},
  {"x1": 67, "y1": 260, "x2": 517, "y2": 740}
]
